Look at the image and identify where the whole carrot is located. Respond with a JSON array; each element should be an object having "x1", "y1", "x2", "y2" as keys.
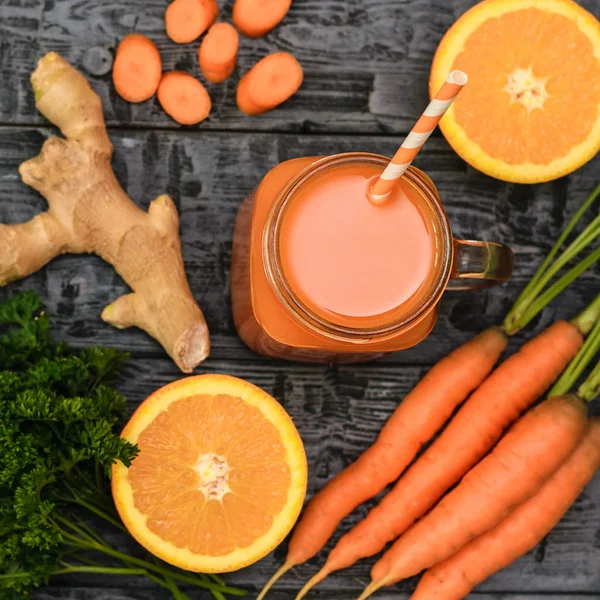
[
  {"x1": 257, "y1": 327, "x2": 508, "y2": 598},
  {"x1": 359, "y1": 392, "x2": 589, "y2": 599},
  {"x1": 410, "y1": 416, "x2": 600, "y2": 600},
  {"x1": 296, "y1": 317, "x2": 586, "y2": 597}
]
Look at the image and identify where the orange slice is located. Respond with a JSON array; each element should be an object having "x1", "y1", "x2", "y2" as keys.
[
  {"x1": 431, "y1": 0, "x2": 600, "y2": 183},
  {"x1": 112, "y1": 374, "x2": 307, "y2": 572}
]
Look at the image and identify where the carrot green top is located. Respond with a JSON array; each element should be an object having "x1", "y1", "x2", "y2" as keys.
[
  {"x1": 504, "y1": 183, "x2": 600, "y2": 335},
  {"x1": 550, "y1": 302, "x2": 600, "y2": 401}
]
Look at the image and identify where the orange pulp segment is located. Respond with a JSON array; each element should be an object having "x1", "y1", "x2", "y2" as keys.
[
  {"x1": 112, "y1": 374, "x2": 307, "y2": 572},
  {"x1": 431, "y1": 0, "x2": 600, "y2": 183}
]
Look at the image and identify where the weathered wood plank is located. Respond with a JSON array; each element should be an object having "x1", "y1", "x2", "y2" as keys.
[
  {"x1": 33, "y1": 587, "x2": 600, "y2": 600},
  {"x1": 1, "y1": 0, "x2": 598, "y2": 132},
  {"x1": 31, "y1": 588, "x2": 600, "y2": 600},
  {"x1": 0, "y1": 127, "x2": 598, "y2": 364}
]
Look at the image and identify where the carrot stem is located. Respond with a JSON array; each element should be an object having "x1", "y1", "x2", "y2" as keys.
[
  {"x1": 504, "y1": 183, "x2": 600, "y2": 332},
  {"x1": 506, "y1": 217, "x2": 600, "y2": 331},
  {"x1": 505, "y1": 248, "x2": 600, "y2": 335},
  {"x1": 573, "y1": 293, "x2": 600, "y2": 336},
  {"x1": 549, "y1": 311, "x2": 600, "y2": 398},
  {"x1": 578, "y1": 361, "x2": 600, "y2": 402},
  {"x1": 520, "y1": 183, "x2": 600, "y2": 294}
]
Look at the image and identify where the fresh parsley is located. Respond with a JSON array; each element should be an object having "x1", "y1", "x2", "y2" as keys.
[{"x1": 0, "y1": 292, "x2": 245, "y2": 600}]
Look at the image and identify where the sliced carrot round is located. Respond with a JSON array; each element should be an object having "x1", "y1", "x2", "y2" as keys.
[
  {"x1": 158, "y1": 72, "x2": 212, "y2": 125},
  {"x1": 166, "y1": 0, "x2": 219, "y2": 44},
  {"x1": 237, "y1": 52, "x2": 303, "y2": 115},
  {"x1": 112, "y1": 374, "x2": 307, "y2": 573},
  {"x1": 199, "y1": 23, "x2": 239, "y2": 83},
  {"x1": 233, "y1": 0, "x2": 292, "y2": 38},
  {"x1": 113, "y1": 34, "x2": 162, "y2": 103}
]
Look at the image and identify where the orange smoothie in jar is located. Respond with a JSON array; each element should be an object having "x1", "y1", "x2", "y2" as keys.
[
  {"x1": 231, "y1": 152, "x2": 512, "y2": 362},
  {"x1": 278, "y1": 163, "x2": 437, "y2": 328},
  {"x1": 231, "y1": 154, "x2": 450, "y2": 363}
]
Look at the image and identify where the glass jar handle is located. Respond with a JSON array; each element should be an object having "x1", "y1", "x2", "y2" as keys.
[{"x1": 447, "y1": 239, "x2": 514, "y2": 290}]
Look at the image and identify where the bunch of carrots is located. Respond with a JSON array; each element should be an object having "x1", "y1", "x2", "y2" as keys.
[
  {"x1": 112, "y1": 0, "x2": 303, "y2": 125},
  {"x1": 258, "y1": 182, "x2": 600, "y2": 600}
]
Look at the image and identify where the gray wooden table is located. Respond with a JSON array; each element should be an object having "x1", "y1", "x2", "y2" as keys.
[{"x1": 1, "y1": 0, "x2": 599, "y2": 598}]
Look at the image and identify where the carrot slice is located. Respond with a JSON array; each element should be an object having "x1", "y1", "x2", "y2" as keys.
[
  {"x1": 165, "y1": 0, "x2": 218, "y2": 44},
  {"x1": 236, "y1": 52, "x2": 303, "y2": 115},
  {"x1": 113, "y1": 34, "x2": 162, "y2": 103},
  {"x1": 157, "y1": 72, "x2": 212, "y2": 125},
  {"x1": 199, "y1": 23, "x2": 239, "y2": 83},
  {"x1": 233, "y1": 0, "x2": 292, "y2": 38}
]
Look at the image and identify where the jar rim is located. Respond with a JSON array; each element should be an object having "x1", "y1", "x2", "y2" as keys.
[{"x1": 262, "y1": 152, "x2": 453, "y2": 343}]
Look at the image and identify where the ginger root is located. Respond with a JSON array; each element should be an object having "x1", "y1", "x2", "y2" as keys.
[{"x1": 0, "y1": 53, "x2": 210, "y2": 372}]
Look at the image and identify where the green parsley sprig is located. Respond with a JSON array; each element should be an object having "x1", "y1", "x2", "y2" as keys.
[{"x1": 0, "y1": 292, "x2": 245, "y2": 600}]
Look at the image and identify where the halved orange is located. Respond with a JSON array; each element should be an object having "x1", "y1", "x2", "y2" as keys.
[
  {"x1": 431, "y1": 0, "x2": 600, "y2": 183},
  {"x1": 112, "y1": 374, "x2": 307, "y2": 572}
]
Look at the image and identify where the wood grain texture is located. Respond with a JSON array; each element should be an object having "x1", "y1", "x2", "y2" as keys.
[
  {"x1": 0, "y1": 0, "x2": 598, "y2": 132},
  {"x1": 0, "y1": 127, "x2": 598, "y2": 364}
]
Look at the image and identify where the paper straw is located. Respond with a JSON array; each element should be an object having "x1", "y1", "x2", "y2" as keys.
[{"x1": 368, "y1": 70, "x2": 468, "y2": 205}]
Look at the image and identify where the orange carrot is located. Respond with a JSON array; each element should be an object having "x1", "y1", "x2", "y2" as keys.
[
  {"x1": 233, "y1": 0, "x2": 292, "y2": 38},
  {"x1": 112, "y1": 34, "x2": 162, "y2": 103},
  {"x1": 157, "y1": 72, "x2": 211, "y2": 125},
  {"x1": 257, "y1": 328, "x2": 509, "y2": 599},
  {"x1": 199, "y1": 23, "x2": 239, "y2": 83},
  {"x1": 410, "y1": 417, "x2": 600, "y2": 600},
  {"x1": 237, "y1": 52, "x2": 303, "y2": 115},
  {"x1": 296, "y1": 320, "x2": 583, "y2": 598},
  {"x1": 166, "y1": 0, "x2": 218, "y2": 44},
  {"x1": 359, "y1": 393, "x2": 589, "y2": 599}
]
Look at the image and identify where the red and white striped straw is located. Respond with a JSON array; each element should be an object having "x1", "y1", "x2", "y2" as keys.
[{"x1": 368, "y1": 70, "x2": 468, "y2": 205}]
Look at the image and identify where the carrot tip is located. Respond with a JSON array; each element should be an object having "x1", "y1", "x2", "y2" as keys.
[
  {"x1": 356, "y1": 580, "x2": 386, "y2": 600},
  {"x1": 295, "y1": 568, "x2": 330, "y2": 600},
  {"x1": 257, "y1": 562, "x2": 294, "y2": 600}
]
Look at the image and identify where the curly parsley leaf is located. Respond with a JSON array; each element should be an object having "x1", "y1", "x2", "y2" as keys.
[{"x1": 0, "y1": 292, "x2": 243, "y2": 600}]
